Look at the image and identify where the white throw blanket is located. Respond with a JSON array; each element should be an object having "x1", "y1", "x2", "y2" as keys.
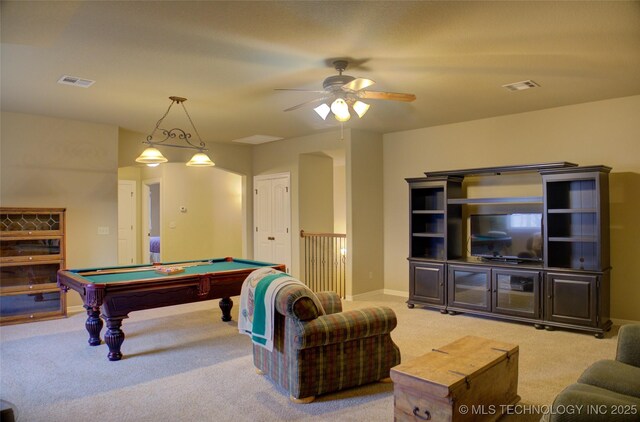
[{"x1": 238, "y1": 268, "x2": 322, "y2": 351}]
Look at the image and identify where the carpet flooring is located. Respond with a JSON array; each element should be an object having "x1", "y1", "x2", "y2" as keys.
[{"x1": 0, "y1": 293, "x2": 619, "y2": 422}]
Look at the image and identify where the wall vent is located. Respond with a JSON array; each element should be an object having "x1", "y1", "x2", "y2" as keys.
[
  {"x1": 502, "y1": 80, "x2": 540, "y2": 91},
  {"x1": 57, "y1": 75, "x2": 95, "y2": 88}
]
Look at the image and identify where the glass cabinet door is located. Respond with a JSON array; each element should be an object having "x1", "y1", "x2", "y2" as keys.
[
  {"x1": 0, "y1": 238, "x2": 62, "y2": 262},
  {"x1": 0, "y1": 289, "x2": 65, "y2": 321},
  {"x1": 447, "y1": 265, "x2": 491, "y2": 311},
  {"x1": 0, "y1": 261, "x2": 63, "y2": 292},
  {"x1": 0, "y1": 210, "x2": 63, "y2": 235},
  {"x1": 492, "y1": 269, "x2": 540, "y2": 318}
]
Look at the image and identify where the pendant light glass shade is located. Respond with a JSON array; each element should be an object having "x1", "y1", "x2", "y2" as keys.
[
  {"x1": 353, "y1": 101, "x2": 370, "y2": 118},
  {"x1": 186, "y1": 152, "x2": 215, "y2": 167},
  {"x1": 330, "y1": 98, "x2": 351, "y2": 122},
  {"x1": 137, "y1": 97, "x2": 215, "y2": 168},
  {"x1": 135, "y1": 147, "x2": 168, "y2": 165}
]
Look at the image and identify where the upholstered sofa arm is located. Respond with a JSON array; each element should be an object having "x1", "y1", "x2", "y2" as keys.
[
  {"x1": 314, "y1": 291, "x2": 342, "y2": 314},
  {"x1": 274, "y1": 285, "x2": 342, "y2": 321},
  {"x1": 616, "y1": 324, "x2": 640, "y2": 367},
  {"x1": 291, "y1": 306, "x2": 398, "y2": 350}
]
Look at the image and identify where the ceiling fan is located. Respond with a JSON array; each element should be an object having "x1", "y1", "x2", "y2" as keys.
[{"x1": 276, "y1": 59, "x2": 416, "y2": 122}]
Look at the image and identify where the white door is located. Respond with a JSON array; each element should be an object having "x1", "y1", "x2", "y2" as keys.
[
  {"x1": 118, "y1": 180, "x2": 136, "y2": 265},
  {"x1": 254, "y1": 173, "x2": 291, "y2": 271}
]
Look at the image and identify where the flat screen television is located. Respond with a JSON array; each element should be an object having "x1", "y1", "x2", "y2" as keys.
[{"x1": 470, "y1": 213, "x2": 543, "y2": 262}]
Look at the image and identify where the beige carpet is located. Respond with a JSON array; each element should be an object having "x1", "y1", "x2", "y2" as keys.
[{"x1": 0, "y1": 293, "x2": 619, "y2": 422}]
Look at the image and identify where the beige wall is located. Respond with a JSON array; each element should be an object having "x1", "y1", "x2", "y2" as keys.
[
  {"x1": 347, "y1": 130, "x2": 385, "y2": 296},
  {"x1": 159, "y1": 164, "x2": 243, "y2": 261},
  {"x1": 1, "y1": 111, "x2": 119, "y2": 307},
  {"x1": 299, "y1": 153, "x2": 334, "y2": 233},
  {"x1": 119, "y1": 128, "x2": 253, "y2": 258},
  {"x1": 252, "y1": 129, "x2": 385, "y2": 297},
  {"x1": 383, "y1": 95, "x2": 640, "y2": 321},
  {"x1": 252, "y1": 130, "x2": 345, "y2": 278},
  {"x1": 118, "y1": 163, "x2": 243, "y2": 263},
  {"x1": 333, "y1": 164, "x2": 346, "y2": 233}
]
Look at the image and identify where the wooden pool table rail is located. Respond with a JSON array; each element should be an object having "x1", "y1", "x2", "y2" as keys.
[{"x1": 57, "y1": 259, "x2": 285, "y2": 361}]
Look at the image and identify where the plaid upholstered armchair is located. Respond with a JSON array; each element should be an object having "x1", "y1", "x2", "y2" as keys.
[{"x1": 252, "y1": 283, "x2": 401, "y2": 403}]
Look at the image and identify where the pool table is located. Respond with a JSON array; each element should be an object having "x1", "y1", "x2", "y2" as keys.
[{"x1": 57, "y1": 257, "x2": 285, "y2": 361}]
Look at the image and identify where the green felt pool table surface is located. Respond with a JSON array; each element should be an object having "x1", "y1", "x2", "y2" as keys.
[
  {"x1": 74, "y1": 258, "x2": 273, "y2": 283},
  {"x1": 57, "y1": 257, "x2": 286, "y2": 361}
]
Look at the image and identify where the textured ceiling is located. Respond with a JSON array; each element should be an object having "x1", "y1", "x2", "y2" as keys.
[{"x1": 2, "y1": 1, "x2": 640, "y2": 144}]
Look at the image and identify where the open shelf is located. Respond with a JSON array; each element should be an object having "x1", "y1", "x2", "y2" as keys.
[
  {"x1": 448, "y1": 196, "x2": 542, "y2": 205},
  {"x1": 548, "y1": 236, "x2": 597, "y2": 242},
  {"x1": 407, "y1": 163, "x2": 611, "y2": 337}
]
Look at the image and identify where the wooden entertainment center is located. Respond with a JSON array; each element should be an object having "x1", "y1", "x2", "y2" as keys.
[{"x1": 406, "y1": 162, "x2": 612, "y2": 338}]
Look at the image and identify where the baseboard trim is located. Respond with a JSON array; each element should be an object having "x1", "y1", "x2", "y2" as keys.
[
  {"x1": 383, "y1": 289, "x2": 408, "y2": 298},
  {"x1": 67, "y1": 305, "x2": 85, "y2": 315},
  {"x1": 345, "y1": 289, "x2": 408, "y2": 301},
  {"x1": 345, "y1": 289, "x2": 384, "y2": 301},
  {"x1": 612, "y1": 318, "x2": 640, "y2": 326}
]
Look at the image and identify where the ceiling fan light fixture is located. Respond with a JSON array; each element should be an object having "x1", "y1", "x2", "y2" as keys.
[
  {"x1": 186, "y1": 152, "x2": 215, "y2": 167},
  {"x1": 135, "y1": 147, "x2": 168, "y2": 165},
  {"x1": 314, "y1": 103, "x2": 331, "y2": 120},
  {"x1": 353, "y1": 101, "x2": 370, "y2": 118},
  {"x1": 331, "y1": 98, "x2": 351, "y2": 122}
]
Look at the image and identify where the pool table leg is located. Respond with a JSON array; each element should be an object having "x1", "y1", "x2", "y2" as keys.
[
  {"x1": 84, "y1": 306, "x2": 103, "y2": 346},
  {"x1": 219, "y1": 297, "x2": 233, "y2": 322},
  {"x1": 104, "y1": 317, "x2": 126, "y2": 361}
]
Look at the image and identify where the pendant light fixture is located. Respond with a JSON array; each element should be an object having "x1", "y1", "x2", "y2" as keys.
[{"x1": 135, "y1": 96, "x2": 215, "y2": 167}]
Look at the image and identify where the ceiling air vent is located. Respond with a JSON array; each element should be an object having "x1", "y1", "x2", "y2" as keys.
[
  {"x1": 502, "y1": 80, "x2": 539, "y2": 92},
  {"x1": 57, "y1": 75, "x2": 95, "y2": 88}
]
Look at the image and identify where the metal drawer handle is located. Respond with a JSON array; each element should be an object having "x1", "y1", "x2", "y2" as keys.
[
  {"x1": 413, "y1": 407, "x2": 431, "y2": 420},
  {"x1": 268, "y1": 236, "x2": 275, "y2": 240}
]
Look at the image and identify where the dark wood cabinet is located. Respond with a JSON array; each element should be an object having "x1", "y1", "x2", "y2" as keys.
[
  {"x1": 447, "y1": 264, "x2": 491, "y2": 312},
  {"x1": 406, "y1": 163, "x2": 611, "y2": 338},
  {"x1": 408, "y1": 261, "x2": 445, "y2": 308},
  {"x1": 492, "y1": 268, "x2": 541, "y2": 319},
  {"x1": 544, "y1": 271, "x2": 610, "y2": 337},
  {"x1": 406, "y1": 177, "x2": 462, "y2": 261}
]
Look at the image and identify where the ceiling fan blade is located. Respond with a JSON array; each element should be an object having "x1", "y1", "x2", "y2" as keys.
[
  {"x1": 341, "y1": 78, "x2": 375, "y2": 91},
  {"x1": 283, "y1": 97, "x2": 327, "y2": 112},
  {"x1": 275, "y1": 88, "x2": 327, "y2": 93},
  {"x1": 360, "y1": 90, "x2": 416, "y2": 102}
]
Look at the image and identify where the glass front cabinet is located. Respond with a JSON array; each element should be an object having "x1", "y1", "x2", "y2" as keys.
[
  {"x1": 492, "y1": 268, "x2": 541, "y2": 319},
  {"x1": 0, "y1": 208, "x2": 67, "y2": 324},
  {"x1": 406, "y1": 164, "x2": 611, "y2": 338}
]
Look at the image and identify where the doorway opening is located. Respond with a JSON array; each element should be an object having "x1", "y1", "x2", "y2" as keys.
[{"x1": 143, "y1": 179, "x2": 161, "y2": 264}]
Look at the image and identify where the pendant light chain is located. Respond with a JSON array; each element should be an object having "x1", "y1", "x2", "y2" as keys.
[
  {"x1": 179, "y1": 101, "x2": 204, "y2": 146},
  {"x1": 148, "y1": 100, "x2": 176, "y2": 141}
]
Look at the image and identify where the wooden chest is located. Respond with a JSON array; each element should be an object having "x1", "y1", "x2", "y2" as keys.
[{"x1": 390, "y1": 336, "x2": 519, "y2": 422}]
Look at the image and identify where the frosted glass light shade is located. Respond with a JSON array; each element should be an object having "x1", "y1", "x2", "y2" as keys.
[
  {"x1": 314, "y1": 103, "x2": 331, "y2": 120},
  {"x1": 186, "y1": 152, "x2": 215, "y2": 167},
  {"x1": 135, "y1": 147, "x2": 168, "y2": 165},
  {"x1": 330, "y1": 98, "x2": 351, "y2": 122},
  {"x1": 353, "y1": 101, "x2": 370, "y2": 118}
]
